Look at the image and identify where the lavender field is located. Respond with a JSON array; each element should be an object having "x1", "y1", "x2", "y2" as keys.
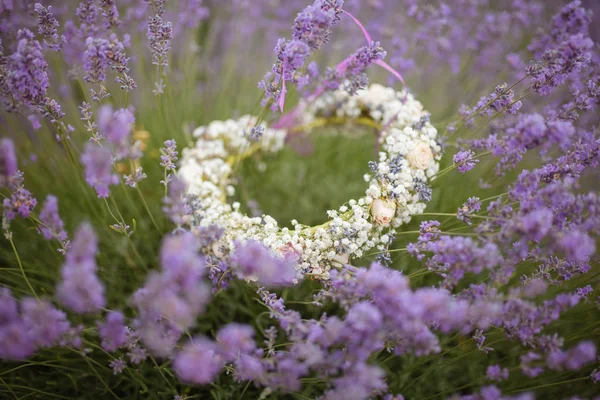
[{"x1": 0, "y1": 1, "x2": 599, "y2": 399}]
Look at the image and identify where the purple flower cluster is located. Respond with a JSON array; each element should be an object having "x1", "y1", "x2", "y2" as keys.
[
  {"x1": 2, "y1": 171, "x2": 37, "y2": 222},
  {"x1": 97, "y1": 310, "x2": 128, "y2": 352},
  {"x1": 37, "y1": 194, "x2": 69, "y2": 250},
  {"x1": 147, "y1": 15, "x2": 173, "y2": 67},
  {"x1": 323, "y1": 41, "x2": 387, "y2": 95},
  {"x1": 56, "y1": 222, "x2": 105, "y2": 314},
  {"x1": 0, "y1": 290, "x2": 73, "y2": 360},
  {"x1": 96, "y1": 105, "x2": 135, "y2": 160},
  {"x1": 130, "y1": 232, "x2": 211, "y2": 356},
  {"x1": 160, "y1": 139, "x2": 178, "y2": 188},
  {"x1": 453, "y1": 150, "x2": 479, "y2": 173},
  {"x1": 1, "y1": 28, "x2": 63, "y2": 123},
  {"x1": 34, "y1": 3, "x2": 64, "y2": 51},
  {"x1": 264, "y1": 0, "x2": 344, "y2": 109},
  {"x1": 0, "y1": 138, "x2": 17, "y2": 188},
  {"x1": 83, "y1": 33, "x2": 132, "y2": 95},
  {"x1": 81, "y1": 142, "x2": 118, "y2": 198},
  {"x1": 229, "y1": 240, "x2": 298, "y2": 286}
]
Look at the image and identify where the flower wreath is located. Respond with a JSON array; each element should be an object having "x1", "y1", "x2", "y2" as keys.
[{"x1": 179, "y1": 84, "x2": 442, "y2": 279}]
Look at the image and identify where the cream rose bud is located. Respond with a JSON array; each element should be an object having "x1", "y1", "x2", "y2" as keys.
[
  {"x1": 406, "y1": 142, "x2": 434, "y2": 170},
  {"x1": 371, "y1": 199, "x2": 396, "y2": 226},
  {"x1": 332, "y1": 252, "x2": 350, "y2": 266}
]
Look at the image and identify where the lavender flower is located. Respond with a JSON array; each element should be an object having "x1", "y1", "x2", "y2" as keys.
[
  {"x1": 486, "y1": 365, "x2": 509, "y2": 382},
  {"x1": 457, "y1": 197, "x2": 482, "y2": 225},
  {"x1": 5, "y1": 29, "x2": 51, "y2": 109},
  {"x1": 173, "y1": 336, "x2": 224, "y2": 384},
  {"x1": 216, "y1": 323, "x2": 256, "y2": 361},
  {"x1": 265, "y1": 0, "x2": 344, "y2": 109},
  {"x1": 147, "y1": 15, "x2": 173, "y2": 67},
  {"x1": 109, "y1": 358, "x2": 126, "y2": 375},
  {"x1": 230, "y1": 240, "x2": 298, "y2": 286},
  {"x1": 99, "y1": 0, "x2": 120, "y2": 28},
  {"x1": 81, "y1": 142, "x2": 117, "y2": 198},
  {"x1": 37, "y1": 195, "x2": 68, "y2": 242},
  {"x1": 162, "y1": 175, "x2": 190, "y2": 226},
  {"x1": 160, "y1": 139, "x2": 178, "y2": 188},
  {"x1": 97, "y1": 105, "x2": 135, "y2": 160},
  {"x1": 34, "y1": 3, "x2": 64, "y2": 51},
  {"x1": 97, "y1": 311, "x2": 128, "y2": 352},
  {"x1": 20, "y1": 297, "x2": 71, "y2": 349},
  {"x1": 124, "y1": 167, "x2": 147, "y2": 188},
  {"x1": 248, "y1": 126, "x2": 264, "y2": 142},
  {"x1": 56, "y1": 222, "x2": 106, "y2": 314},
  {"x1": 0, "y1": 138, "x2": 17, "y2": 188},
  {"x1": 547, "y1": 341, "x2": 597, "y2": 371},
  {"x1": 130, "y1": 233, "x2": 211, "y2": 356},
  {"x1": 453, "y1": 150, "x2": 479, "y2": 173},
  {"x1": 3, "y1": 171, "x2": 37, "y2": 221}
]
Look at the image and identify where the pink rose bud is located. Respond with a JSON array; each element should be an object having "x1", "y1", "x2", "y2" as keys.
[
  {"x1": 406, "y1": 142, "x2": 434, "y2": 170},
  {"x1": 371, "y1": 198, "x2": 396, "y2": 227}
]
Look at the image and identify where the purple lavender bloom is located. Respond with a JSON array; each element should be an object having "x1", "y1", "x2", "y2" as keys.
[
  {"x1": 162, "y1": 175, "x2": 191, "y2": 226},
  {"x1": 81, "y1": 142, "x2": 117, "y2": 198},
  {"x1": 265, "y1": 0, "x2": 344, "y2": 108},
  {"x1": 3, "y1": 175, "x2": 37, "y2": 220},
  {"x1": 160, "y1": 140, "x2": 178, "y2": 171},
  {"x1": 486, "y1": 364, "x2": 509, "y2": 382},
  {"x1": 83, "y1": 34, "x2": 131, "y2": 92},
  {"x1": 148, "y1": 15, "x2": 173, "y2": 67},
  {"x1": 97, "y1": 311, "x2": 128, "y2": 352},
  {"x1": 99, "y1": 0, "x2": 120, "y2": 28},
  {"x1": 174, "y1": 336, "x2": 224, "y2": 384},
  {"x1": 124, "y1": 167, "x2": 147, "y2": 188},
  {"x1": 0, "y1": 287, "x2": 18, "y2": 324},
  {"x1": 345, "y1": 301, "x2": 382, "y2": 333},
  {"x1": 160, "y1": 139, "x2": 178, "y2": 187},
  {"x1": 127, "y1": 345, "x2": 148, "y2": 364},
  {"x1": 457, "y1": 197, "x2": 482, "y2": 225},
  {"x1": 453, "y1": 150, "x2": 479, "y2": 173},
  {"x1": 5, "y1": 29, "x2": 51, "y2": 109},
  {"x1": 109, "y1": 358, "x2": 126, "y2": 375},
  {"x1": 558, "y1": 230, "x2": 595, "y2": 262},
  {"x1": 56, "y1": 222, "x2": 106, "y2": 314},
  {"x1": 517, "y1": 208, "x2": 554, "y2": 243},
  {"x1": 216, "y1": 323, "x2": 256, "y2": 361},
  {"x1": 131, "y1": 233, "x2": 211, "y2": 356},
  {"x1": 547, "y1": 341, "x2": 597, "y2": 371},
  {"x1": 230, "y1": 240, "x2": 298, "y2": 286},
  {"x1": 0, "y1": 138, "x2": 17, "y2": 188},
  {"x1": 324, "y1": 41, "x2": 387, "y2": 94},
  {"x1": 234, "y1": 353, "x2": 266, "y2": 382},
  {"x1": 96, "y1": 105, "x2": 135, "y2": 160},
  {"x1": 37, "y1": 195, "x2": 68, "y2": 242},
  {"x1": 0, "y1": 319, "x2": 37, "y2": 360},
  {"x1": 34, "y1": 3, "x2": 63, "y2": 51},
  {"x1": 83, "y1": 37, "x2": 110, "y2": 84},
  {"x1": 20, "y1": 297, "x2": 71, "y2": 348},
  {"x1": 520, "y1": 351, "x2": 544, "y2": 377}
]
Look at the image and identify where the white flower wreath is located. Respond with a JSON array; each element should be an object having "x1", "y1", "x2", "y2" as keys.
[{"x1": 179, "y1": 84, "x2": 442, "y2": 279}]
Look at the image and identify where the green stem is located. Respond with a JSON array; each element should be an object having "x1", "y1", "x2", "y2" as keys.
[
  {"x1": 506, "y1": 376, "x2": 589, "y2": 393},
  {"x1": 8, "y1": 234, "x2": 38, "y2": 299},
  {"x1": 136, "y1": 187, "x2": 161, "y2": 231}
]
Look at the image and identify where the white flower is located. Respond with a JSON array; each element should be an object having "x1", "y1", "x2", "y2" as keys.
[
  {"x1": 406, "y1": 142, "x2": 434, "y2": 170},
  {"x1": 371, "y1": 198, "x2": 396, "y2": 227}
]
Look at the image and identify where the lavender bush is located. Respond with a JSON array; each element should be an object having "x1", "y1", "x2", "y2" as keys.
[{"x1": 0, "y1": 1, "x2": 599, "y2": 399}]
